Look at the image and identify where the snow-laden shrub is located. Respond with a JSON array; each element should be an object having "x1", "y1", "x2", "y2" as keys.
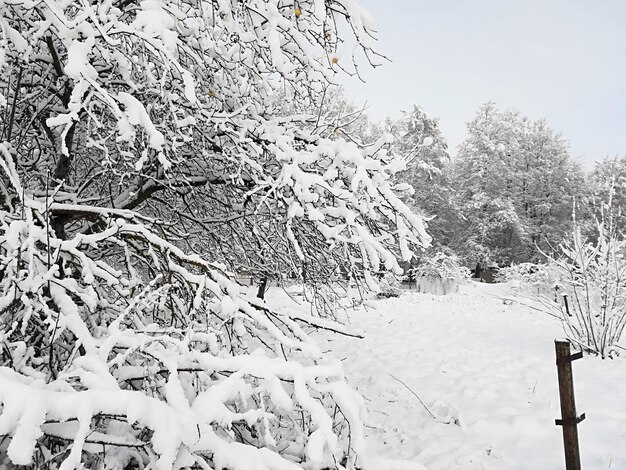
[
  {"x1": 377, "y1": 273, "x2": 402, "y2": 298},
  {"x1": 0, "y1": 150, "x2": 367, "y2": 469},
  {"x1": 536, "y1": 224, "x2": 626, "y2": 358},
  {"x1": 496, "y1": 262, "x2": 561, "y2": 297},
  {"x1": 409, "y1": 252, "x2": 470, "y2": 281},
  {"x1": 407, "y1": 252, "x2": 469, "y2": 296}
]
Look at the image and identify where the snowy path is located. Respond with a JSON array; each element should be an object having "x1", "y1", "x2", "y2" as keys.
[{"x1": 310, "y1": 283, "x2": 626, "y2": 470}]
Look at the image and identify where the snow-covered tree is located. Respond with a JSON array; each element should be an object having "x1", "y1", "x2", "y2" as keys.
[
  {"x1": 450, "y1": 102, "x2": 585, "y2": 266},
  {"x1": 0, "y1": 1, "x2": 431, "y2": 468},
  {"x1": 385, "y1": 105, "x2": 450, "y2": 223},
  {"x1": 589, "y1": 156, "x2": 626, "y2": 233},
  {"x1": 375, "y1": 105, "x2": 463, "y2": 277}
]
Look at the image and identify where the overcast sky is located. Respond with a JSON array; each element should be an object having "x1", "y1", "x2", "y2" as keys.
[{"x1": 341, "y1": 0, "x2": 626, "y2": 168}]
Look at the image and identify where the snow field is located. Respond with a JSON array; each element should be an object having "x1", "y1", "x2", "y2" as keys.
[{"x1": 264, "y1": 282, "x2": 626, "y2": 469}]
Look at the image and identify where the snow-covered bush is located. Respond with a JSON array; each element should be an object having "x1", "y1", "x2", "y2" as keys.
[
  {"x1": 377, "y1": 273, "x2": 402, "y2": 298},
  {"x1": 496, "y1": 262, "x2": 560, "y2": 297},
  {"x1": 537, "y1": 224, "x2": 626, "y2": 358},
  {"x1": 407, "y1": 252, "x2": 469, "y2": 296},
  {"x1": 0, "y1": 0, "x2": 431, "y2": 467},
  {"x1": 409, "y1": 252, "x2": 470, "y2": 281},
  {"x1": 0, "y1": 153, "x2": 371, "y2": 468}
]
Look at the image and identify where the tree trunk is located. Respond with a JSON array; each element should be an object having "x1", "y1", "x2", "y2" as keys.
[
  {"x1": 256, "y1": 277, "x2": 269, "y2": 299},
  {"x1": 473, "y1": 263, "x2": 482, "y2": 279}
]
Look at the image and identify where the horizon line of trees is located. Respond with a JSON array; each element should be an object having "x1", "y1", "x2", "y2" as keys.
[{"x1": 329, "y1": 96, "x2": 624, "y2": 271}]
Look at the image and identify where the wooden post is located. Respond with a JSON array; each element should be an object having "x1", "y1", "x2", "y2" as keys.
[{"x1": 555, "y1": 340, "x2": 584, "y2": 470}]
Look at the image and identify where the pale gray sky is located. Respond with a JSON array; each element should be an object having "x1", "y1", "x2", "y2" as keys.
[{"x1": 341, "y1": 0, "x2": 626, "y2": 168}]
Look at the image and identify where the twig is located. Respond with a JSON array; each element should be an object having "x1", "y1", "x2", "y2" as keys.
[
  {"x1": 389, "y1": 374, "x2": 436, "y2": 420},
  {"x1": 6, "y1": 65, "x2": 23, "y2": 142}
]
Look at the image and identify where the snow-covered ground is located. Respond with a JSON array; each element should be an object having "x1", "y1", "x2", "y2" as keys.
[{"x1": 264, "y1": 282, "x2": 626, "y2": 470}]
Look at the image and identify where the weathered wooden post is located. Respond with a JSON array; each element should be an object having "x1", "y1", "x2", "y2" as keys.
[{"x1": 555, "y1": 340, "x2": 585, "y2": 470}]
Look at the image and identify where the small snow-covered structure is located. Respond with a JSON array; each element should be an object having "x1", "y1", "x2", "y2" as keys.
[{"x1": 414, "y1": 274, "x2": 460, "y2": 295}]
